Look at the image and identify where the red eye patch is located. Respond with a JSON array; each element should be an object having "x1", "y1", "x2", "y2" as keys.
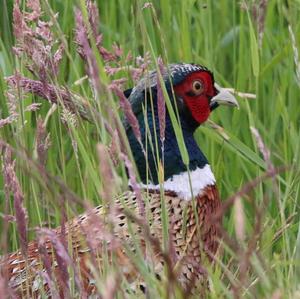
[
  {"x1": 174, "y1": 71, "x2": 216, "y2": 124},
  {"x1": 174, "y1": 71, "x2": 216, "y2": 97}
]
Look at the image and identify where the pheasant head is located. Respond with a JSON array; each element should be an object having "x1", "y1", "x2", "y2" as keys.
[{"x1": 125, "y1": 63, "x2": 238, "y2": 199}]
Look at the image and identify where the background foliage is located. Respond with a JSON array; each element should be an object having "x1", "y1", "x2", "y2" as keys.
[{"x1": 0, "y1": 0, "x2": 299, "y2": 298}]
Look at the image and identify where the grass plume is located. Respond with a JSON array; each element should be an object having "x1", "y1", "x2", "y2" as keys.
[{"x1": 0, "y1": 1, "x2": 299, "y2": 298}]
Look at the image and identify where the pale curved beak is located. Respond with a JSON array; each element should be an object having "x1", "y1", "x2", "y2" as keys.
[{"x1": 210, "y1": 83, "x2": 239, "y2": 110}]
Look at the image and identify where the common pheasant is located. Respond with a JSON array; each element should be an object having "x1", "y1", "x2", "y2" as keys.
[{"x1": 0, "y1": 63, "x2": 238, "y2": 298}]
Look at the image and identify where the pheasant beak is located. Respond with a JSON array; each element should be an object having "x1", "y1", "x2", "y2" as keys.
[{"x1": 210, "y1": 83, "x2": 239, "y2": 110}]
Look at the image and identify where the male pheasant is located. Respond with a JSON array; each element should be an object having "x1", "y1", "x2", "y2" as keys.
[{"x1": 0, "y1": 63, "x2": 238, "y2": 298}]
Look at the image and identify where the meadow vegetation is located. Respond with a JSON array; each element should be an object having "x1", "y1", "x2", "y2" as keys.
[{"x1": 0, "y1": 0, "x2": 299, "y2": 298}]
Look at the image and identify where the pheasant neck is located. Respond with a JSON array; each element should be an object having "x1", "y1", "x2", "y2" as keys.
[{"x1": 127, "y1": 105, "x2": 215, "y2": 199}]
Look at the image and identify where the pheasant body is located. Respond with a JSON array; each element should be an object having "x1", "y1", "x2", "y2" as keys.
[
  {"x1": 1, "y1": 63, "x2": 238, "y2": 297},
  {"x1": 2, "y1": 187, "x2": 220, "y2": 297}
]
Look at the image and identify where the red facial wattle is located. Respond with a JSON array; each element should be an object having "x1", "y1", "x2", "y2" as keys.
[
  {"x1": 183, "y1": 94, "x2": 211, "y2": 123},
  {"x1": 174, "y1": 71, "x2": 217, "y2": 124}
]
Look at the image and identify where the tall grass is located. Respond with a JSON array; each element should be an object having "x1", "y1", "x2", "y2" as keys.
[{"x1": 0, "y1": 0, "x2": 299, "y2": 298}]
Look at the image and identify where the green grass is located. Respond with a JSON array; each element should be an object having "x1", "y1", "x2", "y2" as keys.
[{"x1": 0, "y1": 0, "x2": 300, "y2": 298}]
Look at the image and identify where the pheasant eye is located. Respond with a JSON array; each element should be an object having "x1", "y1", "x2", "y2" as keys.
[{"x1": 192, "y1": 80, "x2": 204, "y2": 95}]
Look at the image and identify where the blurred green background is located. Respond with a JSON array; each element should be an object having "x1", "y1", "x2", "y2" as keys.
[{"x1": 0, "y1": 0, "x2": 299, "y2": 298}]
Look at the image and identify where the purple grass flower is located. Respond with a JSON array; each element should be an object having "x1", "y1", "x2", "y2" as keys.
[
  {"x1": 0, "y1": 214, "x2": 16, "y2": 222},
  {"x1": 105, "y1": 66, "x2": 122, "y2": 76},
  {"x1": 37, "y1": 238, "x2": 53, "y2": 280},
  {"x1": 6, "y1": 76, "x2": 83, "y2": 118},
  {"x1": 6, "y1": 89, "x2": 18, "y2": 116},
  {"x1": 13, "y1": 1, "x2": 62, "y2": 80},
  {"x1": 252, "y1": 0, "x2": 268, "y2": 48},
  {"x1": 97, "y1": 143, "x2": 117, "y2": 201},
  {"x1": 36, "y1": 117, "x2": 51, "y2": 167},
  {"x1": 110, "y1": 84, "x2": 142, "y2": 144},
  {"x1": 142, "y1": 2, "x2": 153, "y2": 9},
  {"x1": 37, "y1": 230, "x2": 71, "y2": 298},
  {"x1": 120, "y1": 153, "x2": 145, "y2": 217},
  {"x1": 0, "y1": 274, "x2": 6, "y2": 299},
  {"x1": 131, "y1": 53, "x2": 151, "y2": 82},
  {"x1": 36, "y1": 20, "x2": 53, "y2": 42},
  {"x1": 37, "y1": 228, "x2": 86, "y2": 298},
  {"x1": 13, "y1": 2, "x2": 28, "y2": 40},
  {"x1": 2, "y1": 147, "x2": 28, "y2": 257},
  {"x1": 87, "y1": 0, "x2": 100, "y2": 38},
  {"x1": 74, "y1": 0, "x2": 151, "y2": 85},
  {"x1": 26, "y1": 0, "x2": 41, "y2": 21},
  {"x1": 98, "y1": 46, "x2": 118, "y2": 62},
  {"x1": 101, "y1": 273, "x2": 120, "y2": 299},
  {"x1": 37, "y1": 239, "x2": 61, "y2": 298},
  {"x1": 53, "y1": 44, "x2": 64, "y2": 75},
  {"x1": 14, "y1": 194, "x2": 28, "y2": 257},
  {"x1": 0, "y1": 114, "x2": 18, "y2": 128},
  {"x1": 80, "y1": 211, "x2": 119, "y2": 252},
  {"x1": 0, "y1": 274, "x2": 17, "y2": 299},
  {"x1": 112, "y1": 43, "x2": 123, "y2": 58},
  {"x1": 75, "y1": 9, "x2": 101, "y2": 92},
  {"x1": 250, "y1": 127, "x2": 274, "y2": 172},
  {"x1": 108, "y1": 130, "x2": 121, "y2": 166},
  {"x1": 110, "y1": 78, "x2": 127, "y2": 88},
  {"x1": 38, "y1": 271, "x2": 60, "y2": 299},
  {"x1": 25, "y1": 102, "x2": 42, "y2": 112},
  {"x1": 5, "y1": 75, "x2": 118, "y2": 137}
]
